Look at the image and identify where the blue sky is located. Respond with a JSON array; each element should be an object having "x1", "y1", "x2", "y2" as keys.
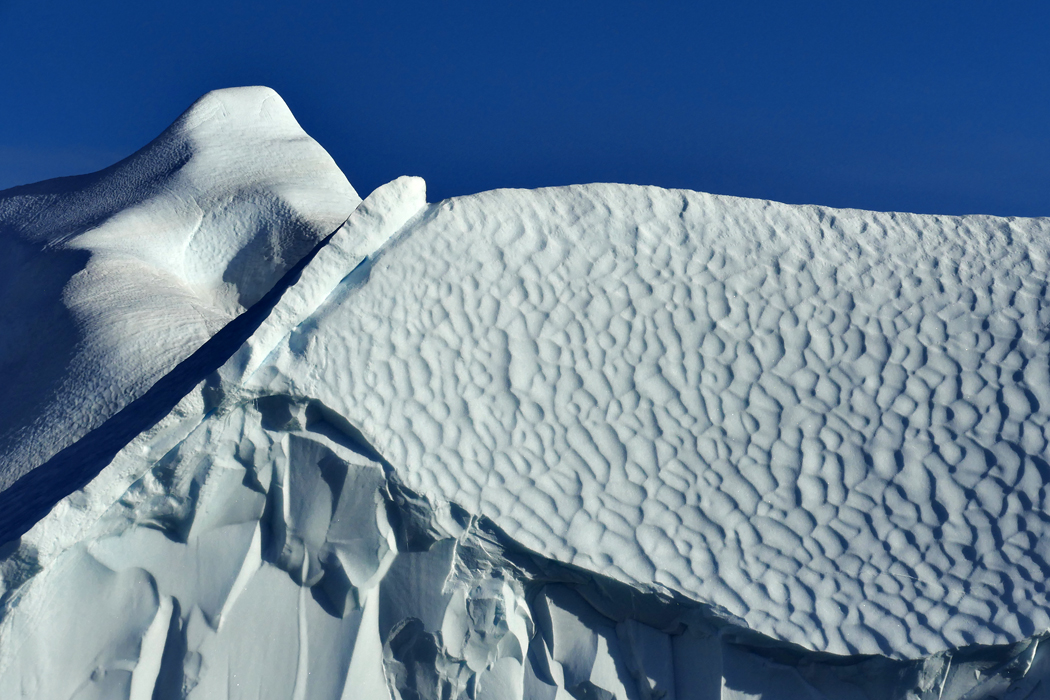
[{"x1": 1, "y1": 0, "x2": 1049, "y2": 216}]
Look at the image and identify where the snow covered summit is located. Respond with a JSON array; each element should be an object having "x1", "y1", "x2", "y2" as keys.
[
  {"x1": 0, "y1": 86, "x2": 359, "y2": 489},
  {"x1": 2, "y1": 88, "x2": 1050, "y2": 699}
]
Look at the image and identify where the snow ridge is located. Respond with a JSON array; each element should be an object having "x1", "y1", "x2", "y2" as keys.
[{"x1": 223, "y1": 174, "x2": 427, "y2": 383}]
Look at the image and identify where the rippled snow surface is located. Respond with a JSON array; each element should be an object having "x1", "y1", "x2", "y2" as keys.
[{"x1": 252, "y1": 183, "x2": 1050, "y2": 656}]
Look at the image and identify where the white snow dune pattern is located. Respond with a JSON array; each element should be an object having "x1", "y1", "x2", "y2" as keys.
[{"x1": 252, "y1": 183, "x2": 1050, "y2": 657}]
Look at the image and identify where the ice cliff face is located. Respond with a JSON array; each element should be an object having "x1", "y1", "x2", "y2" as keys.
[{"x1": 2, "y1": 88, "x2": 1050, "y2": 699}]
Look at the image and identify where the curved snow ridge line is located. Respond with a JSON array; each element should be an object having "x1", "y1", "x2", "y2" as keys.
[{"x1": 221, "y1": 175, "x2": 428, "y2": 383}]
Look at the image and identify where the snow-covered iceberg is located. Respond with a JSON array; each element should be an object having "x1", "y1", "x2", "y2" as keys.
[
  {"x1": 0, "y1": 86, "x2": 358, "y2": 492},
  {"x1": 2, "y1": 87, "x2": 1050, "y2": 699}
]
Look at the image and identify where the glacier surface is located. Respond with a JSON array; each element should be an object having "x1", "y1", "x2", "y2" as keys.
[{"x1": 2, "y1": 87, "x2": 1050, "y2": 699}]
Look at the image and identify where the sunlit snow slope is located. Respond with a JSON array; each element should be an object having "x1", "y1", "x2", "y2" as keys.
[
  {"x1": 0, "y1": 86, "x2": 359, "y2": 486},
  {"x1": 247, "y1": 184, "x2": 1050, "y2": 657},
  {"x1": 3, "y1": 87, "x2": 1050, "y2": 700}
]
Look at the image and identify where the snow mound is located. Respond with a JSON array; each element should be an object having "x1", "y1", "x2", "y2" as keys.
[{"x1": 0, "y1": 86, "x2": 360, "y2": 485}]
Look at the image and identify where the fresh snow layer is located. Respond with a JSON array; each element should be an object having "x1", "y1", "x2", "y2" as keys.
[
  {"x1": 4, "y1": 88, "x2": 1050, "y2": 698},
  {"x1": 0, "y1": 86, "x2": 359, "y2": 486}
]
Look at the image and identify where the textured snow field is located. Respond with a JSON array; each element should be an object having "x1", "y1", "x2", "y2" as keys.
[{"x1": 249, "y1": 182, "x2": 1050, "y2": 657}]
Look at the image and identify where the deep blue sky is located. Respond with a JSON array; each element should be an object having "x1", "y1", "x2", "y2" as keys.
[{"x1": 2, "y1": 1, "x2": 1049, "y2": 216}]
